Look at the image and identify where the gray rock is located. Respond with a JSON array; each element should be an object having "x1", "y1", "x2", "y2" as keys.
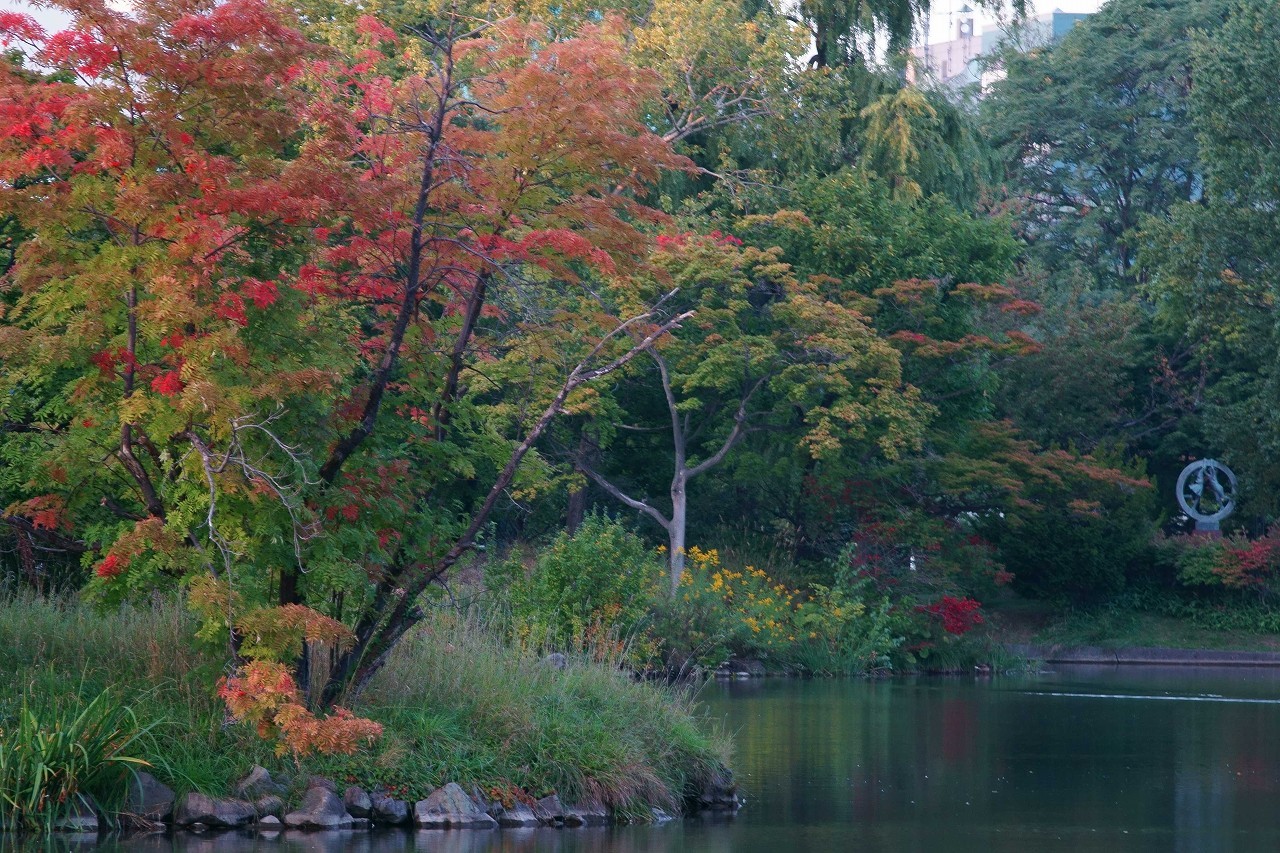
[
  {"x1": 695, "y1": 766, "x2": 742, "y2": 811},
  {"x1": 531, "y1": 793, "x2": 565, "y2": 825},
  {"x1": 496, "y1": 803, "x2": 541, "y2": 827},
  {"x1": 413, "y1": 783, "x2": 498, "y2": 828},
  {"x1": 726, "y1": 658, "x2": 767, "y2": 677},
  {"x1": 307, "y1": 775, "x2": 339, "y2": 793},
  {"x1": 563, "y1": 802, "x2": 610, "y2": 827},
  {"x1": 234, "y1": 765, "x2": 285, "y2": 800},
  {"x1": 650, "y1": 807, "x2": 675, "y2": 824},
  {"x1": 125, "y1": 771, "x2": 175, "y2": 822},
  {"x1": 54, "y1": 794, "x2": 99, "y2": 833},
  {"x1": 254, "y1": 795, "x2": 285, "y2": 818},
  {"x1": 257, "y1": 815, "x2": 282, "y2": 827},
  {"x1": 283, "y1": 787, "x2": 354, "y2": 830},
  {"x1": 343, "y1": 786, "x2": 372, "y2": 818},
  {"x1": 174, "y1": 792, "x2": 257, "y2": 828},
  {"x1": 469, "y1": 784, "x2": 491, "y2": 812},
  {"x1": 352, "y1": 817, "x2": 371, "y2": 829},
  {"x1": 370, "y1": 792, "x2": 410, "y2": 825}
]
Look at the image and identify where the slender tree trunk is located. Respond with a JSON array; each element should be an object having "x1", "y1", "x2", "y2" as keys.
[
  {"x1": 566, "y1": 433, "x2": 592, "y2": 534},
  {"x1": 566, "y1": 484, "x2": 587, "y2": 535},
  {"x1": 668, "y1": 474, "x2": 687, "y2": 592},
  {"x1": 323, "y1": 306, "x2": 691, "y2": 703}
]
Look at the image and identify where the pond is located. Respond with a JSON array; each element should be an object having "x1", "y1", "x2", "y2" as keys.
[{"x1": 21, "y1": 664, "x2": 1280, "y2": 853}]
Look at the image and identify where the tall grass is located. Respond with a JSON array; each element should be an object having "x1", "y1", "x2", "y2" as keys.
[
  {"x1": 320, "y1": 610, "x2": 731, "y2": 817},
  {"x1": 0, "y1": 591, "x2": 271, "y2": 801},
  {"x1": 0, "y1": 590, "x2": 732, "y2": 821},
  {"x1": 0, "y1": 692, "x2": 152, "y2": 832}
]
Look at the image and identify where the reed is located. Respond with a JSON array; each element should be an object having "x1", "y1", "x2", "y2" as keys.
[{"x1": 0, "y1": 690, "x2": 153, "y2": 832}]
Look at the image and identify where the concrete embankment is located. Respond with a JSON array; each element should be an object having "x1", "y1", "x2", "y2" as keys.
[{"x1": 1005, "y1": 644, "x2": 1280, "y2": 667}]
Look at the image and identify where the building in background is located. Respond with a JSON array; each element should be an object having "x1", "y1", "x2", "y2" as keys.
[{"x1": 909, "y1": 7, "x2": 1092, "y2": 90}]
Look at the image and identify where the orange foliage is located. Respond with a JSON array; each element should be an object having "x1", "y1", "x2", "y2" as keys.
[{"x1": 218, "y1": 660, "x2": 382, "y2": 756}]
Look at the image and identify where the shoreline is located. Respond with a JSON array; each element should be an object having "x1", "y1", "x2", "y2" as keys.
[{"x1": 1003, "y1": 643, "x2": 1280, "y2": 667}]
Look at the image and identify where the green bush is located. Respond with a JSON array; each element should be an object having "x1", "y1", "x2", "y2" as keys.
[
  {"x1": 491, "y1": 514, "x2": 664, "y2": 658},
  {"x1": 651, "y1": 545, "x2": 905, "y2": 674},
  {"x1": 987, "y1": 446, "x2": 1159, "y2": 604}
]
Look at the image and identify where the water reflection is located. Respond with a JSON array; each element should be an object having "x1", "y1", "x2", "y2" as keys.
[{"x1": 8, "y1": 665, "x2": 1280, "y2": 853}]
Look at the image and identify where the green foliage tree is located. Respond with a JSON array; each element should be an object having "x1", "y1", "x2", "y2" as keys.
[
  {"x1": 1142, "y1": 0, "x2": 1280, "y2": 524},
  {"x1": 983, "y1": 0, "x2": 1223, "y2": 288},
  {"x1": 579, "y1": 230, "x2": 920, "y2": 590}
]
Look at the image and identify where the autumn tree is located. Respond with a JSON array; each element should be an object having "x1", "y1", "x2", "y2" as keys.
[
  {"x1": 577, "y1": 231, "x2": 921, "y2": 589},
  {"x1": 0, "y1": 0, "x2": 690, "y2": 717}
]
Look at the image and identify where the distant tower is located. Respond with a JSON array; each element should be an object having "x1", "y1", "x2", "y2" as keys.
[{"x1": 957, "y1": 3, "x2": 975, "y2": 40}]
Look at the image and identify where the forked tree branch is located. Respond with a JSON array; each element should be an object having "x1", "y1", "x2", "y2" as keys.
[{"x1": 578, "y1": 462, "x2": 671, "y2": 529}]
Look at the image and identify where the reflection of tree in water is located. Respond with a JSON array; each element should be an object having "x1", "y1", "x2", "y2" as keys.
[{"x1": 95, "y1": 822, "x2": 722, "y2": 853}]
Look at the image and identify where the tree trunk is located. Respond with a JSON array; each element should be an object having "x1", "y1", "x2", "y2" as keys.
[
  {"x1": 566, "y1": 483, "x2": 587, "y2": 535},
  {"x1": 669, "y1": 475, "x2": 687, "y2": 593},
  {"x1": 566, "y1": 433, "x2": 592, "y2": 534}
]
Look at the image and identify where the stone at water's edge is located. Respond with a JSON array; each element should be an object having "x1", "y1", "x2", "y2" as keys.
[
  {"x1": 175, "y1": 792, "x2": 257, "y2": 828},
  {"x1": 696, "y1": 766, "x2": 743, "y2": 811},
  {"x1": 531, "y1": 793, "x2": 565, "y2": 825},
  {"x1": 253, "y1": 795, "x2": 285, "y2": 818},
  {"x1": 306, "y1": 775, "x2": 339, "y2": 793},
  {"x1": 414, "y1": 782, "x2": 498, "y2": 828},
  {"x1": 233, "y1": 765, "x2": 285, "y2": 800},
  {"x1": 53, "y1": 794, "x2": 99, "y2": 833},
  {"x1": 371, "y1": 792, "x2": 411, "y2": 825},
  {"x1": 495, "y1": 803, "x2": 541, "y2": 827},
  {"x1": 344, "y1": 786, "x2": 372, "y2": 818},
  {"x1": 283, "y1": 787, "x2": 354, "y2": 829},
  {"x1": 563, "y1": 802, "x2": 610, "y2": 826},
  {"x1": 125, "y1": 771, "x2": 175, "y2": 822}
]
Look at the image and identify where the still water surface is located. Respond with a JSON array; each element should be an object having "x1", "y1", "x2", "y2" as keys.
[{"x1": 35, "y1": 665, "x2": 1280, "y2": 852}]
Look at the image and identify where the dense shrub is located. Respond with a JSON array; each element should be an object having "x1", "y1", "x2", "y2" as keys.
[
  {"x1": 653, "y1": 546, "x2": 903, "y2": 674},
  {"x1": 1157, "y1": 526, "x2": 1280, "y2": 596},
  {"x1": 986, "y1": 447, "x2": 1158, "y2": 604},
  {"x1": 489, "y1": 514, "x2": 665, "y2": 659}
]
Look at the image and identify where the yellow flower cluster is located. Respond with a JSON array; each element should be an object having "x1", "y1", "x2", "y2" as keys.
[
  {"x1": 671, "y1": 544, "x2": 882, "y2": 659},
  {"x1": 678, "y1": 547, "x2": 809, "y2": 649}
]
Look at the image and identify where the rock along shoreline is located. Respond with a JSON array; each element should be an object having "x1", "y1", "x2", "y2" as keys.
[{"x1": 46, "y1": 764, "x2": 742, "y2": 836}]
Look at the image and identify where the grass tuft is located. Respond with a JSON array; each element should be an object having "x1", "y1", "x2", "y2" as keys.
[
  {"x1": 0, "y1": 690, "x2": 153, "y2": 832},
  {"x1": 313, "y1": 609, "x2": 731, "y2": 817}
]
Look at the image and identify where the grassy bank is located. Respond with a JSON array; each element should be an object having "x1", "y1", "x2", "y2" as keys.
[
  {"x1": 988, "y1": 592, "x2": 1280, "y2": 653},
  {"x1": 0, "y1": 592, "x2": 729, "y2": 829}
]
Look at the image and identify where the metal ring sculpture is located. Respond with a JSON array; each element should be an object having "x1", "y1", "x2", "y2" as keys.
[{"x1": 1175, "y1": 459, "x2": 1237, "y2": 524}]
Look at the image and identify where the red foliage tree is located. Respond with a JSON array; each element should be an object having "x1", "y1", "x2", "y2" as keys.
[{"x1": 0, "y1": 0, "x2": 690, "y2": 723}]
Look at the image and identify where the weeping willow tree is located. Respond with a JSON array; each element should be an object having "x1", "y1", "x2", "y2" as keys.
[
  {"x1": 796, "y1": 0, "x2": 1025, "y2": 69},
  {"x1": 801, "y1": 0, "x2": 927, "y2": 68}
]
